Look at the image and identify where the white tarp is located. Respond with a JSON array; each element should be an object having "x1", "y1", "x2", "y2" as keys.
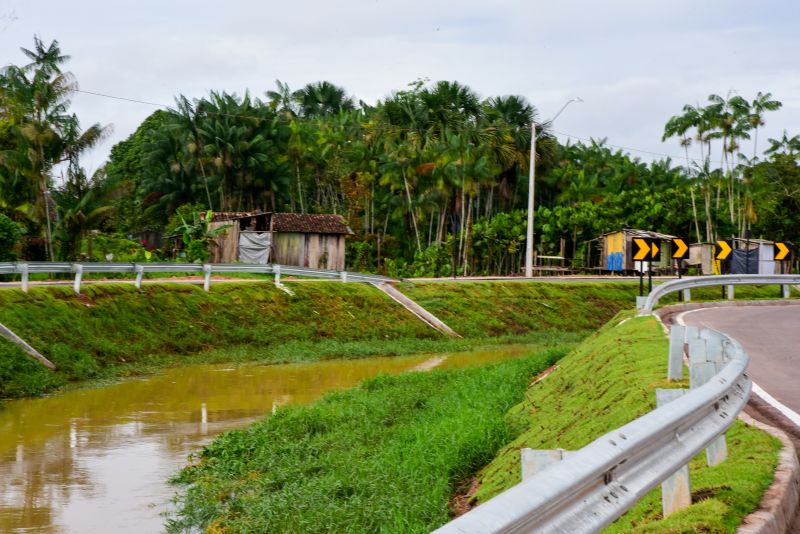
[
  {"x1": 238, "y1": 232, "x2": 272, "y2": 264},
  {"x1": 758, "y1": 243, "x2": 776, "y2": 275}
]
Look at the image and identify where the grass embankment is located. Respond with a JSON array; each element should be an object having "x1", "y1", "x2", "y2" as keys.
[
  {"x1": 168, "y1": 348, "x2": 564, "y2": 533},
  {"x1": 0, "y1": 283, "x2": 436, "y2": 398},
  {"x1": 475, "y1": 314, "x2": 780, "y2": 533},
  {"x1": 401, "y1": 281, "x2": 638, "y2": 337},
  {"x1": 0, "y1": 281, "x2": 638, "y2": 399}
]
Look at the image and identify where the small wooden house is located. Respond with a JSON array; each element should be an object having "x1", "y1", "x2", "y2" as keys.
[
  {"x1": 589, "y1": 229, "x2": 676, "y2": 273},
  {"x1": 688, "y1": 238, "x2": 791, "y2": 275},
  {"x1": 206, "y1": 212, "x2": 354, "y2": 270}
]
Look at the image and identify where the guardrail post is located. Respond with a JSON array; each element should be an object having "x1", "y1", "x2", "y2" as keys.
[
  {"x1": 135, "y1": 265, "x2": 145, "y2": 290},
  {"x1": 656, "y1": 388, "x2": 691, "y2": 516},
  {"x1": 340, "y1": 270, "x2": 348, "y2": 283},
  {"x1": 689, "y1": 331, "x2": 728, "y2": 466},
  {"x1": 202, "y1": 264, "x2": 212, "y2": 292},
  {"x1": 782, "y1": 284, "x2": 791, "y2": 298},
  {"x1": 667, "y1": 326, "x2": 685, "y2": 381},
  {"x1": 19, "y1": 263, "x2": 29, "y2": 293},
  {"x1": 274, "y1": 264, "x2": 281, "y2": 285},
  {"x1": 520, "y1": 448, "x2": 570, "y2": 481},
  {"x1": 727, "y1": 284, "x2": 734, "y2": 300},
  {"x1": 682, "y1": 288, "x2": 691, "y2": 302},
  {"x1": 72, "y1": 264, "x2": 83, "y2": 295}
]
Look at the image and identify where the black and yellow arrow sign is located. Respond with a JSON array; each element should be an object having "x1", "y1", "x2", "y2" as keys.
[
  {"x1": 715, "y1": 240, "x2": 732, "y2": 261},
  {"x1": 650, "y1": 240, "x2": 660, "y2": 261},
  {"x1": 633, "y1": 238, "x2": 650, "y2": 261},
  {"x1": 774, "y1": 242, "x2": 791, "y2": 261},
  {"x1": 672, "y1": 238, "x2": 689, "y2": 260},
  {"x1": 633, "y1": 238, "x2": 661, "y2": 261}
]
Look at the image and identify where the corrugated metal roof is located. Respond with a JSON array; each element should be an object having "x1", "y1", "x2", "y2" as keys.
[{"x1": 598, "y1": 228, "x2": 677, "y2": 240}]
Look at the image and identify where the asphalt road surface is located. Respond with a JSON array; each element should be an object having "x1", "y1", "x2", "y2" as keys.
[{"x1": 679, "y1": 305, "x2": 800, "y2": 416}]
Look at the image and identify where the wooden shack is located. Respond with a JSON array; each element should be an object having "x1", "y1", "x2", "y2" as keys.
[
  {"x1": 589, "y1": 229, "x2": 676, "y2": 274},
  {"x1": 688, "y1": 238, "x2": 792, "y2": 275},
  {"x1": 206, "y1": 212, "x2": 353, "y2": 270}
]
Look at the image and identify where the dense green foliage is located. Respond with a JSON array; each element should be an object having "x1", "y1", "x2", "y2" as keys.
[
  {"x1": 0, "y1": 37, "x2": 109, "y2": 260},
  {"x1": 476, "y1": 315, "x2": 779, "y2": 532},
  {"x1": 2, "y1": 36, "x2": 798, "y2": 275},
  {"x1": 169, "y1": 350, "x2": 563, "y2": 533}
]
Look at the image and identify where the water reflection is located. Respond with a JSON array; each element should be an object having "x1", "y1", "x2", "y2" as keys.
[{"x1": 0, "y1": 346, "x2": 529, "y2": 533}]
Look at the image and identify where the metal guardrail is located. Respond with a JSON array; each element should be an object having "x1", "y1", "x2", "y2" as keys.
[
  {"x1": 435, "y1": 328, "x2": 751, "y2": 533},
  {"x1": 0, "y1": 262, "x2": 395, "y2": 293},
  {"x1": 638, "y1": 274, "x2": 800, "y2": 314}
]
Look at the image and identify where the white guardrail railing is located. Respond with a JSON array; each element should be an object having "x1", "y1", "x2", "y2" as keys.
[
  {"x1": 0, "y1": 262, "x2": 395, "y2": 293},
  {"x1": 435, "y1": 275, "x2": 781, "y2": 533},
  {"x1": 437, "y1": 328, "x2": 750, "y2": 533},
  {"x1": 638, "y1": 274, "x2": 800, "y2": 314}
]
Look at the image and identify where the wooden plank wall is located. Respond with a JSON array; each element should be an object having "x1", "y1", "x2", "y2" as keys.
[
  {"x1": 272, "y1": 233, "x2": 346, "y2": 270},
  {"x1": 208, "y1": 222, "x2": 239, "y2": 263}
]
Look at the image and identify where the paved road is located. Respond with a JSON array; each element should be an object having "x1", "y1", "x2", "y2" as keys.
[{"x1": 680, "y1": 305, "x2": 800, "y2": 416}]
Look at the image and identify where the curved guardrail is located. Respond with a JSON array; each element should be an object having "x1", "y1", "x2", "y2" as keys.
[
  {"x1": 638, "y1": 274, "x2": 800, "y2": 314},
  {"x1": 435, "y1": 328, "x2": 751, "y2": 533},
  {"x1": 0, "y1": 261, "x2": 396, "y2": 293}
]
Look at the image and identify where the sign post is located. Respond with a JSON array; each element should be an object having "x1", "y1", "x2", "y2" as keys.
[
  {"x1": 633, "y1": 238, "x2": 660, "y2": 296},
  {"x1": 715, "y1": 240, "x2": 732, "y2": 297},
  {"x1": 672, "y1": 238, "x2": 689, "y2": 301}
]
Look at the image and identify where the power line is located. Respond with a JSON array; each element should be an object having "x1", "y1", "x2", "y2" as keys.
[
  {"x1": 77, "y1": 89, "x2": 169, "y2": 108},
  {"x1": 550, "y1": 129, "x2": 708, "y2": 167}
]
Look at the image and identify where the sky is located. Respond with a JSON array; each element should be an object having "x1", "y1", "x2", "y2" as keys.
[{"x1": 2, "y1": 0, "x2": 799, "y2": 175}]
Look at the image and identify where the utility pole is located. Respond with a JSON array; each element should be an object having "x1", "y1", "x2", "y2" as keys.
[{"x1": 525, "y1": 97, "x2": 583, "y2": 277}]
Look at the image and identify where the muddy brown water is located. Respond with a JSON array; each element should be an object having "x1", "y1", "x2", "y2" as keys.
[{"x1": 0, "y1": 346, "x2": 530, "y2": 533}]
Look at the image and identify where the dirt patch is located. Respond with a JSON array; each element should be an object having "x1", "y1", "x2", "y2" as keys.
[{"x1": 449, "y1": 478, "x2": 481, "y2": 517}]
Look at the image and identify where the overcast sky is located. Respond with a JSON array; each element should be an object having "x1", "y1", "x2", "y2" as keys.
[{"x1": 2, "y1": 0, "x2": 799, "y2": 175}]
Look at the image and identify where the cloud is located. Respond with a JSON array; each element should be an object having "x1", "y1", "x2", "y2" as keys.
[{"x1": 2, "y1": 0, "x2": 799, "y2": 171}]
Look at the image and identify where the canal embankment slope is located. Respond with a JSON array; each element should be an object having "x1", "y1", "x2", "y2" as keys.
[
  {"x1": 0, "y1": 281, "x2": 638, "y2": 398},
  {"x1": 170, "y1": 312, "x2": 781, "y2": 533}
]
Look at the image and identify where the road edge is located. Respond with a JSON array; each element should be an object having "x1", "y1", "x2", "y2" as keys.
[
  {"x1": 736, "y1": 413, "x2": 800, "y2": 534},
  {"x1": 654, "y1": 301, "x2": 800, "y2": 534}
]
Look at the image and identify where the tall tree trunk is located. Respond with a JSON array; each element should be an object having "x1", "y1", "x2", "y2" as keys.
[
  {"x1": 462, "y1": 196, "x2": 472, "y2": 275},
  {"x1": 683, "y1": 142, "x2": 701, "y2": 243},
  {"x1": 401, "y1": 169, "x2": 422, "y2": 253},
  {"x1": 704, "y1": 187, "x2": 713, "y2": 242},
  {"x1": 296, "y1": 162, "x2": 305, "y2": 214}
]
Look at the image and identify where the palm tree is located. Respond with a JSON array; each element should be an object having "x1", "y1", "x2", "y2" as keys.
[
  {"x1": 0, "y1": 37, "x2": 108, "y2": 260},
  {"x1": 663, "y1": 112, "x2": 702, "y2": 242},
  {"x1": 292, "y1": 81, "x2": 355, "y2": 118},
  {"x1": 266, "y1": 79, "x2": 297, "y2": 117},
  {"x1": 765, "y1": 130, "x2": 800, "y2": 157},
  {"x1": 748, "y1": 92, "x2": 782, "y2": 158}
]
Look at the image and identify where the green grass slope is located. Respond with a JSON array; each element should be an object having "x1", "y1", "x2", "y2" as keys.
[
  {"x1": 0, "y1": 283, "x2": 437, "y2": 397},
  {"x1": 0, "y1": 281, "x2": 639, "y2": 399},
  {"x1": 475, "y1": 314, "x2": 780, "y2": 533},
  {"x1": 168, "y1": 348, "x2": 564, "y2": 533},
  {"x1": 400, "y1": 281, "x2": 638, "y2": 337}
]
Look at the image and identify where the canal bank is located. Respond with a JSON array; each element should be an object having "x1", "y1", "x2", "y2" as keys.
[
  {"x1": 0, "y1": 281, "x2": 638, "y2": 399},
  {"x1": 0, "y1": 345, "x2": 557, "y2": 533}
]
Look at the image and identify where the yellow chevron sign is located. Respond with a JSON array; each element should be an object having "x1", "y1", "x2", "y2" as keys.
[
  {"x1": 715, "y1": 240, "x2": 732, "y2": 261},
  {"x1": 774, "y1": 242, "x2": 790, "y2": 261},
  {"x1": 633, "y1": 238, "x2": 650, "y2": 261},
  {"x1": 633, "y1": 238, "x2": 661, "y2": 261},
  {"x1": 672, "y1": 238, "x2": 688, "y2": 259}
]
